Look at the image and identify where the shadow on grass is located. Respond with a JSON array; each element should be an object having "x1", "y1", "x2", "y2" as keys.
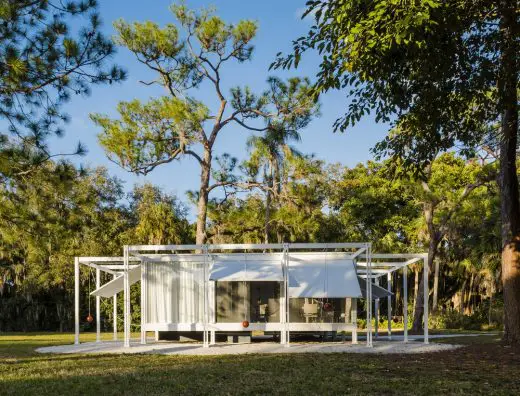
[
  {"x1": 2, "y1": 348, "x2": 520, "y2": 396},
  {"x1": 1, "y1": 333, "x2": 519, "y2": 395}
]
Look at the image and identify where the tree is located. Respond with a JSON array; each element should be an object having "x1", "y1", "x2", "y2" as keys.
[
  {"x1": 0, "y1": 0, "x2": 125, "y2": 267},
  {"x1": 274, "y1": 0, "x2": 520, "y2": 343},
  {"x1": 266, "y1": 154, "x2": 329, "y2": 242},
  {"x1": 206, "y1": 194, "x2": 266, "y2": 244},
  {"x1": 327, "y1": 161, "x2": 420, "y2": 252},
  {"x1": 442, "y1": 181, "x2": 501, "y2": 316},
  {"x1": 408, "y1": 154, "x2": 493, "y2": 329},
  {"x1": 207, "y1": 154, "x2": 331, "y2": 244},
  {"x1": 0, "y1": 162, "x2": 195, "y2": 331},
  {"x1": 0, "y1": 161, "x2": 129, "y2": 331},
  {"x1": 242, "y1": 77, "x2": 318, "y2": 242},
  {"x1": 327, "y1": 160, "x2": 422, "y2": 317},
  {"x1": 0, "y1": 0, "x2": 125, "y2": 179},
  {"x1": 128, "y1": 183, "x2": 192, "y2": 245},
  {"x1": 92, "y1": 4, "x2": 317, "y2": 244}
]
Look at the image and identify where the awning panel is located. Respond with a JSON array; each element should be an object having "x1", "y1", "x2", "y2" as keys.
[
  {"x1": 327, "y1": 261, "x2": 362, "y2": 297},
  {"x1": 209, "y1": 253, "x2": 283, "y2": 282},
  {"x1": 288, "y1": 253, "x2": 362, "y2": 298},
  {"x1": 358, "y1": 277, "x2": 394, "y2": 299},
  {"x1": 90, "y1": 266, "x2": 141, "y2": 298},
  {"x1": 288, "y1": 263, "x2": 326, "y2": 297}
]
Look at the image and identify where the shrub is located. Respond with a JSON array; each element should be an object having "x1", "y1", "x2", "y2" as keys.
[{"x1": 429, "y1": 296, "x2": 503, "y2": 331}]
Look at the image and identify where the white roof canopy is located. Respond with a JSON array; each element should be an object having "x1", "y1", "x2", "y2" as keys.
[
  {"x1": 209, "y1": 253, "x2": 284, "y2": 282},
  {"x1": 75, "y1": 244, "x2": 429, "y2": 349},
  {"x1": 90, "y1": 266, "x2": 141, "y2": 298},
  {"x1": 288, "y1": 253, "x2": 362, "y2": 298}
]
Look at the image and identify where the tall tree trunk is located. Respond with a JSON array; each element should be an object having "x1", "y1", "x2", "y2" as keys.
[
  {"x1": 433, "y1": 257, "x2": 441, "y2": 311},
  {"x1": 465, "y1": 273, "x2": 475, "y2": 314},
  {"x1": 264, "y1": 189, "x2": 272, "y2": 244},
  {"x1": 413, "y1": 267, "x2": 419, "y2": 313},
  {"x1": 459, "y1": 277, "x2": 467, "y2": 314},
  {"x1": 264, "y1": 164, "x2": 274, "y2": 244},
  {"x1": 471, "y1": 274, "x2": 481, "y2": 314},
  {"x1": 195, "y1": 148, "x2": 212, "y2": 245},
  {"x1": 489, "y1": 291, "x2": 494, "y2": 327},
  {"x1": 345, "y1": 298, "x2": 352, "y2": 323},
  {"x1": 498, "y1": 0, "x2": 520, "y2": 345},
  {"x1": 394, "y1": 272, "x2": 401, "y2": 316},
  {"x1": 273, "y1": 156, "x2": 281, "y2": 195}
]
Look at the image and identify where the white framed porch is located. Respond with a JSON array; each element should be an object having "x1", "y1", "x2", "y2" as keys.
[{"x1": 73, "y1": 243, "x2": 429, "y2": 349}]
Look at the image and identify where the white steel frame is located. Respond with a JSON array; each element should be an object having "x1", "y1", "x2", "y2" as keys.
[{"x1": 74, "y1": 243, "x2": 429, "y2": 348}]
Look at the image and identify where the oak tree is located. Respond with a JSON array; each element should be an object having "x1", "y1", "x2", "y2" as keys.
[{"x1": 274, "y1": 0, "x2": 520, "y2": 343}]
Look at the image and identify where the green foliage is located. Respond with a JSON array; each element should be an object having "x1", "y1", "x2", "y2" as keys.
[
  {"x1": 0, "y1": 159, "x2": 191, "y2": 331},
  {"x1": 0, "y1": 0, "x2": 125, "y2": 179},
  {"x1": 273, "y1": 0, "x2": 503, "y2": 170},
  {"x1": 92, "y1": 3, "x2": 260, "y2": 187},
  {"x1": 207, "y1": 195, "x2": 266, "y2": 244},
  {"x1": 429, "y1": 298, "x2": 504, "y2": 331},
  {"x1": 94, "y1": 3, "x2": 319, "y2": 244},
  {"x1": 327, "y1": 160, "x2": 420, "y2": 252},
  {"x1": 114, "y1": 20, "x2": 182, "y2": 59},
  {"x1": 0, "y1": 4, "x2": 126, "y2": 318},
  {"x1": 92, "y1": 97, "x2": 209, "y2": 175},
  {"x1": 208, "y1": 153, "x2": 330, "y2": 244},
  {"x1": 172, "y1": 3, "x2": 257, "y2": 61},
  {"x1": 129, "y1": 184, "x2": 193, "y2": 245}
]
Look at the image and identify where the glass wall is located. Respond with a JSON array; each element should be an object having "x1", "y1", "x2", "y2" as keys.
[
  {"x1": 288, "y1": 298, "x2": 355, "y2": 323},
  {"x1": 215, "y1": 281, "x2": 281, "y2": 323}
]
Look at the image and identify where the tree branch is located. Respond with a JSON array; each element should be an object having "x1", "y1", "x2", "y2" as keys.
[
  {"x1": 207, "y1": 180, "x2": 273, "y2": 194},
  {"x1": 231, "y1": 116, "x2": 270, "y2": 132}
]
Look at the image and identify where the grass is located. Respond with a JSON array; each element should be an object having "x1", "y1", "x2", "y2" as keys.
[{"x1": 1, "y1": 332, "x2": 519, "y2": 395}]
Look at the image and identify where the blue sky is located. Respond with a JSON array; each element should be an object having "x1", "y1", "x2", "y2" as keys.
[{"x1": 50, "y1": 0, "x2": 389, "y2": 217}]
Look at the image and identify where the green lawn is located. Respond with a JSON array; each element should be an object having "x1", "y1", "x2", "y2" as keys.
[{"x1": 1, "y1": 332, "x2": 519, "y2": 395}]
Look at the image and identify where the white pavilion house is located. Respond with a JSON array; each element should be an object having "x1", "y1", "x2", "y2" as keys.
[{"x1": 74, "y1": 243, "x2": 429, "y2": 348}]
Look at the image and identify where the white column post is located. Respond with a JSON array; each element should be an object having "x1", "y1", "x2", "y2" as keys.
[
  {"x1": 366, "y1": 243, "x2": 373, "y2": 347},
  {"x1": 367, "y1": 243, "x2": 373, "y2": 347},
  {"x1": 96, "y1": 268, "x2": 101, "y2": 342},
  {"x1": 375, "y1": 298, "x2": 379, "y2": 339},
  {"x1": 155, "y1": 331, "x2": 159, "y2": 342},
  {"x1": 374, "y1": 277, "x2": 379, "y2": 339},
  {"x1": 140, "y1": 261, "x2": 146, "y2": 345},
  {"x1": 203, "y1": 245, "x2": 209, "y2": 348},
  {"x1": 284, "y1": 243, "x2": 290, "y2": 347},
  {"x1": 387, "y1": 272, "x2": 392, "y2": 340},
  {"x1": 113, "y1": 274, "x2": 117, "y2": 341},
  {"x1": 403, "y1": 266, "x2": 408, "y2": 343},
  {"x1": 210, "y1": 252, "x2": 216, "y2": 345},
  {"x1": 123, "y1": 245, "x2": 130, "y2": 348},
  {"x1": 351, "y1": 298, "x2": 358, "y2": 344},
  {"x1": 280, "y1": 281, "x2": 285, "y2": 345},
  {"x1": 423, "y1": 256, "x2": 429, "y2": 344},
  {"x1": 74, "y1": 257, "x2": 80, "y2": 345}
]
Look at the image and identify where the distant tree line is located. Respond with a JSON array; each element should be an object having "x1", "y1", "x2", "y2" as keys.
[{"x1": 0, "y1": 152, "x2": 502, "y2": 332}]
